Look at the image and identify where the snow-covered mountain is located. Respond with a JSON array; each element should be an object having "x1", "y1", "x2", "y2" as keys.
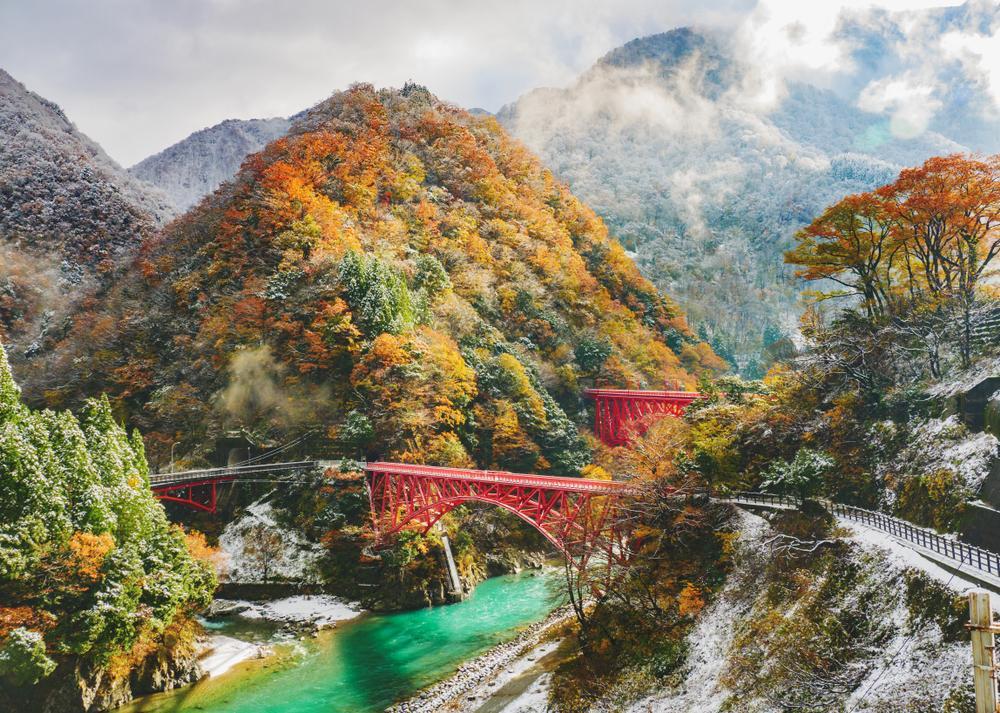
[
  {"x1": 0, "y1": 68, "x2": 172, "y2": 261},
  {"x1": 0, "y1": 68, "x2": 172, "y2": 345},
  {"x1": 499, "y1": 5, "x2": 999, "y2": 371},
  {"x1": 130, "y1": 117, "x2": 291, "y2": 213}
]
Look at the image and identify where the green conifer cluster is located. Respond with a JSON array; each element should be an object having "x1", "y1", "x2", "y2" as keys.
[{"x1": 0, "y1": 342, "x2": 215, "y2": 690}]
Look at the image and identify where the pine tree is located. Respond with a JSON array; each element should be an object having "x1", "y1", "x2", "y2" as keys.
[
  {"x1": 0, "y1": 349, "x2": 216, "y2": 690},
  {"x1": 0, "y1": 342, "x2": 23, "y2": 423}
]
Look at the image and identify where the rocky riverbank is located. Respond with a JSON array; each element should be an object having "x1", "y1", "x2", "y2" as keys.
[
  {"x1": 206, "y1": 594, "x2": 363, "y2": 636},
  {"x1": 387, "y1": 605, "x2": 573, "y2": 713}
]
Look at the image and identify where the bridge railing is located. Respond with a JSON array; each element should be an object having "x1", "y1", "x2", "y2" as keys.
[
  {"x1": 364, "y1": 461, "x2": 631, "y2": 494},
  {"x1": 827, "y1": 500, "x2": 1000, "y2": 577},
  {"x1": 725, "y1": 491, "x2": 1000, "y2": 578},
  {"x1": 150, "y1": 460, "x2": 319, "y2": 488}
]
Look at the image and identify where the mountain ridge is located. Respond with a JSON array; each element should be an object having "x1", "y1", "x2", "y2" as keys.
[
  {"x1": 497, "y1": 23, "x2": 990, "y2": 371},
  {"x1": 0, "y1": 67, "x2": 172, "y2": 346},
  {"x1": 130, "y1": 116, "x2": 292, "y2": 213}
]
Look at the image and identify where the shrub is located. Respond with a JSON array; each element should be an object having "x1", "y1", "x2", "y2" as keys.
[
  {"x1": 760, "y1": 448, "x2": 834, "y2": 500},
  {"x1": 0, "y1": 628, "x2": 55, "y2": 687}
]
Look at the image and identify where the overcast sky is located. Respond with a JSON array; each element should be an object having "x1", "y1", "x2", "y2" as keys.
[{"x1": 0, "y1": 0, "x2": 973, "y2": 166}]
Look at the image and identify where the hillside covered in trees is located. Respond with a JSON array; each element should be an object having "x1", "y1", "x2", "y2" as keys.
[
  {"x1": 528, "y1": 153, "x2": 1000, "y2": 712},
  {"x1": 0, "y1": 69, "x2": 172, "y2": 349},
  {"x1": 129, "y1": 117, "x2": 292, "y2": 213},
  {"x1": 0, "y1": 344, "x2": 216, "y2": 710},
  {"x1": 22, "y1": 83, "x2": 723, "y2": 473}
]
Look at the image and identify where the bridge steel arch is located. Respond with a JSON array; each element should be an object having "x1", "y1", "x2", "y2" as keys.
[
  {"x1": 364, "y1": 462, "x2": 633, "y2": 568},
  {"x1": 584, "y1": 389, "x2": 702, "y2": 447}
]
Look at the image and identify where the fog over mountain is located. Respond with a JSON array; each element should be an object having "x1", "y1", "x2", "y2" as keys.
[{"x1": 498, "y1": 2, "x2": 1000, "y2": 371}]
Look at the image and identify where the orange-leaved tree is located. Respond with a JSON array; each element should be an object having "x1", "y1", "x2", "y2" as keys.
[{"x1": 788, "y1": 154, "x2": 1000, "y2": 366}]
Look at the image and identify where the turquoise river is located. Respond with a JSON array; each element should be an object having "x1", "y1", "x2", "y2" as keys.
[{"x1": 124, "y1": 570, "x2": 563, "y2": 713}]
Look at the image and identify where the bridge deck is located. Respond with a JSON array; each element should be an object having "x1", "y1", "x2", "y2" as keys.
[
  {"x1": 583, "y1": 388, "x2": 702, "y2": 400},
  {"x1": 364, "y1": 462, "x2": 630, "y2": 494},
  {"x1": 149, "y1": 460, "x2": 319, "y2": 488}
]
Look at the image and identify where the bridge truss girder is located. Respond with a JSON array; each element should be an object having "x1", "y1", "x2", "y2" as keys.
[
  {"x1": 584, "y1": 389, "x2": 701, "y2": 447},
  {"x1": 365, "y1": 463, "x2": 633, "y2": 570}
]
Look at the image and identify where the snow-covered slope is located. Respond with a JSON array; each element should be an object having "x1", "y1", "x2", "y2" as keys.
[
  {"x1": 0, "y1": 67, "x2": 173, "y2": 346},
  {"x1": 0, "y1": 68, "x2": 172, "y2": 260},
  {"x1": 218, "y1": 500, "x2": 323, "y2": 584},
  {"x1": 130, "y1": 117, "x2": 290, "y2": 213},
  {"x1": 626, "y1": 510, "x2": 978, "y2": 712}
]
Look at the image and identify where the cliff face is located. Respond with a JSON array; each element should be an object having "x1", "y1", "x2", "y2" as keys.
[{"x1": 9, "y1": 638, "x2": 202, "y2": 713}]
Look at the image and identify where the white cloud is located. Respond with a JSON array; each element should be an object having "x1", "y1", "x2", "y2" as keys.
[
  {"x1": 0, "y1": 0, "x2": 751, "y2": 165},
  {"x1": 728, "y1": 0, "x2": 967, "y2": 113},
  {"x1": 857, "y1": 71, "x2": 943, "y2": 138},
  {"x1": 941, "y1": 24, "x2": 1000, "y2": 110},
  {"x1": 0, "y1": 0, "x2": 987, "y2": 165},
  {"x1": 729, "y1": 0, "x2": 855, "y2": 110}
]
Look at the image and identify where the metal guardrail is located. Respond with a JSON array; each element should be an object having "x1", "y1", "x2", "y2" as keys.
[
  {"x1": 725, "y1": 491, "x2": 1000, "y2": 578},
  {"x1": 149, "y1": 460, "x2": 319, "y2": 488}
]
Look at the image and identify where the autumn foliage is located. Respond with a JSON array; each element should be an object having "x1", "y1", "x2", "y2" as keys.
[
  {"x1": 788, "y1": 154, "x2": 1000, "y2": 367},
  {"x1": 35, "y1": 83, "x2": 722, "y2": 472}
]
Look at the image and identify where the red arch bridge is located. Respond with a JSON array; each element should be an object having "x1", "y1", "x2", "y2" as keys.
[
  {"x1": 365, "y1": 462, "x2": 634, "y2": 567},
  {"x1": 151, "y1": 460, "x2": 636, "y2": 567},
  {"x1": 150, "y1": 386, "x2": 698, "y2": 564},
  {"x1": 584, "y1": 388, "x2": 702, "y2": 446}
]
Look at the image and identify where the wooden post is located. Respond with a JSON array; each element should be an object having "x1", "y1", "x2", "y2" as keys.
[{"x1": 969, "y1": 590, "x2": 999, "y2": 713}]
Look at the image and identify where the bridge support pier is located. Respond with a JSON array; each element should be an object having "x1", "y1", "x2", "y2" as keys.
[
  {"x1": 440, "y1": 533, "x2": 463, "y2": 595},
  {"x1": 584, "y1": 389, "x2": 702, "y2": 447}
]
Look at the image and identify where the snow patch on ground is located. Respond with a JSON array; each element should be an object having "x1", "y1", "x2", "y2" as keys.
[
  {"x1": 884, "y1": 415, "x2": 997, "y2": 493},
  {"x1": 215, "y1": 594, "x2": 362, "y2": 628},
  {"x1": 626, "y1": 510, "x2": 767, "y2": 713},
  {"x1": 218, "y1": 499, "x2": 323, "y2": 583},
  {"x1": 198, "y1": 634, "x2": 268, "y2": 678},
  {"x1": 841, "y1": 518, "x2": 1000, "y2": 614},
  {"x1": 927, "y1": 356, "x2": 1000, "y2": 398},
  {"x1": 837, "y1": 518, "x2": 987, "y2": 710}
]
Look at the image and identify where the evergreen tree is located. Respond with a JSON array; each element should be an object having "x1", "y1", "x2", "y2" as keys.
[{"x1": 0, "y1": 342, "x2": 215, "y2": 692}]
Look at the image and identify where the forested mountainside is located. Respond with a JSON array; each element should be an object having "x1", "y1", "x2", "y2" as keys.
[
  {"x1": 498, "y1": 12, "x2": 997, "y2": 373},
  {"x1": 130, "y1": 117, "x2": 292, "y2": 213},
  {"x1": 0, "y1": 69, "x2": 172, "y2": 347},
  {"x1": 26, "y1": 83, "x2": 723, "y2": 472}
]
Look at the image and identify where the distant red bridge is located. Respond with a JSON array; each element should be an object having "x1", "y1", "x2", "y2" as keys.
[{"x1": 584, "y1": 388, "x2": 702, "y2": 446}]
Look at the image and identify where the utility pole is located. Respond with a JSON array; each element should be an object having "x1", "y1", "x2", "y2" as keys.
[{"x1": 968, "y1": 590, "x2": 999, "y2": 713}]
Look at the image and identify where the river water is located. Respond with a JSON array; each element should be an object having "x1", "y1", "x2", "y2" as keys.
[{"x1": 123, "y1": 570, "x2": 564, "y2": 713}]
